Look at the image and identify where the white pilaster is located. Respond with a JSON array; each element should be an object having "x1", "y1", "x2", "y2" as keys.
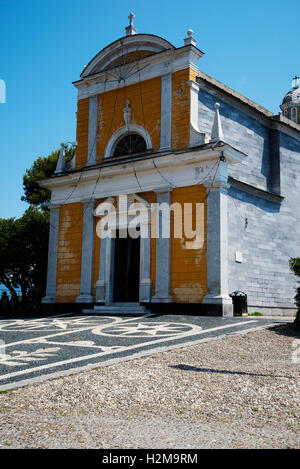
[
  {"x1": 152, "y1": 187, "x2": 172, "y2": 303},
  {"x1": 202, "y1": 161, "x2": 233, "y2": 316},
  {"x1": 139, "y1": 222, "x2": 152, "y2": 303},
  {"x1": 95, "y1": 234, "x2": 114, "y2": 304},
  {"x1": 95, "y1": 237, "x2": 106, "y2": 303},
  {"x1": 76, "y1": 199, "x2": 95, "y2": 303},
  {"x1": 160, "y1": 73, "x2": 172, "y2": 151},
  {"x1": 42, "y1": 204, "x2": 61, "y2": 303},
  {"x1": 86, "y1": 95, "x2": 98, "y2": 167}
]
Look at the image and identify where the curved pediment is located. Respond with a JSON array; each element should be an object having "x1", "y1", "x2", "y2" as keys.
[{"x1": 81, "y1": 34, "x2": 175, "y2": 78}]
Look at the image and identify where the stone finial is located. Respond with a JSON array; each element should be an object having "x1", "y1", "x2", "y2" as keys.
[
  {"x1": 210, "y1": 103, "x2": 224, "y2": 143},
  {"x1": 55, "y1": 143, "x2": 67, "y2": 175},
  {"x1": 125, "y1": 12, "x2": 137, "y2": 36},
  {"x1": 184, "y1": 29, "x2": 196, "y2": 46},
  {"x1": 55, "y1": 142, "x2": 77, "y2": 174}
]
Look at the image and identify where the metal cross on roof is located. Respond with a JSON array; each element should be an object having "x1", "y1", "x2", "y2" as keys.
[
  {"x1": 125, "y1": 12, "x2": 137, "y2": 36},
  {"x1": 292, "y1": 75, "x2": 299, "y2": 89},
  {"x1": 129, "y1": 12, "x2": 135, "y2": 26}
]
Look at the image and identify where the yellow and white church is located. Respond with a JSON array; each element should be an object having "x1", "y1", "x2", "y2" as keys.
[{"x1": 40, "y1": 14, "x2": 300, "y2": 317}]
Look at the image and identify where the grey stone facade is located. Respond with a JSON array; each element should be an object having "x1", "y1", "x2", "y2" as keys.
[{"x1": 197, "y1": 83, "x2": 300, "y2": 315}]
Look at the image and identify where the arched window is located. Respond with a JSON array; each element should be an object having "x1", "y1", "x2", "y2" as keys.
[
  {"x1": 113, "y1": 133, "x2": 147, "y2": 158},
  {"x1": 291, "y1": 107, "x2": 297, "y2": 123}
]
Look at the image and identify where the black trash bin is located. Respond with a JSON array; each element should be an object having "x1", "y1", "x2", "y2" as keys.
[{"x1": 229, "y1": 291, "x2": 247, "y2": 316}]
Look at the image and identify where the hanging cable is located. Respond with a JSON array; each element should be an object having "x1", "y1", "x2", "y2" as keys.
[
  {"x1": 204, "y1": 159, "x2": 221, "y2": 201},
  {"x1": 131, "y1": 162, "x2": 151, "y2": 205},
  {"x1": 231, "y1": 192, "x2": 248, "y2": 227},
  {"x1": 137, "y1": 61, "x2": 147, "y2": 131},
  {"x1": 107, "y1": 82, "x2": 120, "y2": 147},
  {"x1": 151, "y1": 159, "x2": 176, "y2": 188},
  {"x1": 48, "y1": 72, "x2": 110, "y2": 236},
  {"x1": 196, "y1": 159, "x2": 220, "y2": 187}
]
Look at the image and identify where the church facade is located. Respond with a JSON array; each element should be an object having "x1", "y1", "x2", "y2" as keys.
[{"x1": 40, "y1": 16, "x2": 300, "y2": 316}]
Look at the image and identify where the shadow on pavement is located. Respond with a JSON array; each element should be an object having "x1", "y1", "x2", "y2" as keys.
[
  {"x1": 169, "y1": 364, "x2": 295, "y2": 380},
  {"x1": 267, "y1": 322, "x2": 300, "y2": 339}
]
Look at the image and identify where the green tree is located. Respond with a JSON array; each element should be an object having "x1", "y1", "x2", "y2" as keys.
[
  {"x1": 0, "y1": 217, "x2": 18, "y2": 299},
  {"x1": 1, "y1": 146, "x2": 75, "y2": 314},
  {"x1": 289, "y1": 257, "x2": 300, "y2": 330},
  {"x1": 22, "y1": 147, "x2": 74, "y2": 212},
  {"x1": 0, "y1": 207, "x2": 49, "y2": 312}
]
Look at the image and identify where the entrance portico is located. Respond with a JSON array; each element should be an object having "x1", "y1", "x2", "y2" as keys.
[
  {"x1": 94, "y1": 193, "x2": 152, "y2": 306},
  {"x1": 41, "y1": 141, "x2": 245, "y2": 315}
]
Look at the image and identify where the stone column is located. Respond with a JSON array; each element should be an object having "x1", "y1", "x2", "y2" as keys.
[
  {"x1": 42, "y1": 204, "x2": 61, "y2": 304},
  {"x1": 160, "y1": 74, "x2": 172, "y2": 151},
  {"x1": 95, "y1": 234, "x2": 114, "y2": 304},
  {"x1": 139, "y1": 221, "x2": 152, "y2": 303},
  {"x1": 76, "y1": 199, "x2": 95, "y2": 303},
  {"x1": 152, "y1": 187, "x2": 172, "y2": 303},
  {"x1": 95, "y1": 236, "x2": 107, "y2": 303},
  {"x1": 202, "y1": 161, "x2": 233, "y2": 316},
  {"x1": 105, "y1": 235, "x2": 115, "y2": 304},
  {"x1": 86, "y1": 95, "x2": 98, "y2": 167}
]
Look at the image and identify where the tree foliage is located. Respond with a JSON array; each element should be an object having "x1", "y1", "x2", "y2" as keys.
[
  {"x1": 0, "y1": 206, "x2": 49, "y2": 313},
  {"x1": 289, "y1": 257, "x2": 300, "y2": 329},
  {"x1": 22, "y1": 147, "x2": 74, "y2": 211},
  {"x1": 0, "y1": 146, "x2": 76, "y2": 314},
  {"x1": 289, "y1": 257, "x2": 300, "y2": 278}
]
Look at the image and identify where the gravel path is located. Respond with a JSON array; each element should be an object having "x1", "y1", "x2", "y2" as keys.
[{"x1": 0, "y1": 323, "x2": 299, "y2": 449}]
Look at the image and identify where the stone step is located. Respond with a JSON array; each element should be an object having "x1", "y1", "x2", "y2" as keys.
[
  {"x1": 103, "y1": 303, "x2": 140, "y2": 308},
  {"x1": 94, "y1": 305, "x2": 146, "y2": 311},
  {"x1": 82, "y1": 303, "x2": 149, "y2": 315}
]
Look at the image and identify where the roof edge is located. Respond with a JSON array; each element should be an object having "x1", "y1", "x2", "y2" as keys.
[
  {"x1": 196, "y1": 70, "x2": 300, "y2": 135},
  {"x1": 80, "y1": 33, "x2": 176, "y2": 78}
]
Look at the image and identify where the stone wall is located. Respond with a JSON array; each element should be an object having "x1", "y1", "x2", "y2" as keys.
[
  {"x1": 170, "y1": 185, "x2": 207, "y2": 303},
  {"x1": 96, "y1": 77, "x2": 162, "y2": 162},
  {"x1": 56, "y1": 203, "x2": 83, "y2": 303},
  {"x1": 171, "y1": 68, "x2": 197, "y2": 150},
  {"x1": 75, "y1": 98, "x2": 89, "y2": 169},
  {"x1": 197, "y1": 87, "x2": 271, "y2": 190},
  {"x1": 196, "y1": 85, "x2": 300, "y2": 315}
]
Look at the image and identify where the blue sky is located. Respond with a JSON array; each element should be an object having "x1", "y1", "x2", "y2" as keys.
[{"x1": 0, "y1": 0, "x2": 298, "y2": 219}]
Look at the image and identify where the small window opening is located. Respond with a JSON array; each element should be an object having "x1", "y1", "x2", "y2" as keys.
[{"x1": 113, "y1": 133, "x2": 147, "y2": 158}]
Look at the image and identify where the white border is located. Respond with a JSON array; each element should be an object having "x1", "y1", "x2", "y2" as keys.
[
  {"x1": 104, "y1": 125, "x2": 152, "y2": 159},
  {"x1": 0, "y1": 319, "x2": 285, "y2": 392}
]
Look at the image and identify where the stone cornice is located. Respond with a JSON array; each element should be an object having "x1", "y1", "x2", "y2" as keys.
[
  {"x1": 228, "y1": 176, "x2": 284, "y2": 203},
  {"x1": 80, "y1": 33, "x2": 177, "y2": 78},
  {"x1": 39, "y1": 142, "x2": 246, "y2": 188},
  {"x1": 38, "y1": 143, "x2": 246, "y2": 205},
  {"x1": 73, "y1": 45, "x2": 203, "y2": 99}
]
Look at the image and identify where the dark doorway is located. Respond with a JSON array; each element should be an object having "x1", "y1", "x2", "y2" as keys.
[{"x1": 113, "y1": 230, "x2": 140, "y2": 302}]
